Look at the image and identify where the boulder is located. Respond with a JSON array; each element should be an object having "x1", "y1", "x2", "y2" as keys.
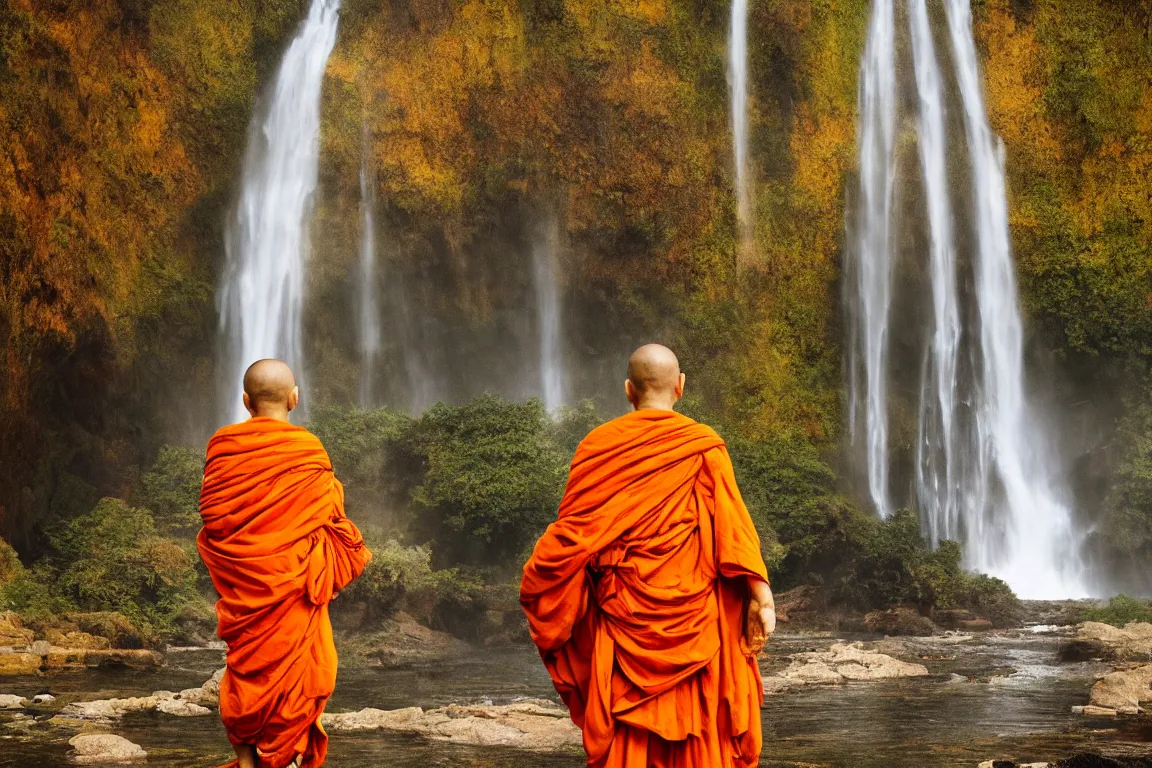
[
  {"x1": 0, "y1": 650, "x2": 41, "y2": 675},
  {"x1": 1070, "y1": 622, "x2": 1152, "y2": 662},
  {"x1": 1058, "y1": 639, "x2": 1110, "y2": 663},
  {"x1": 82, "y1": 649, "x2": 164, "y2": 668},
  {"x1": 0, "y1": 612, "x2": 34, "y2": 647},
  {"x1": 863, "y1": 607, "x2": 936, "y2": 637},
  {"x1": 957, "y1": 619, "x2": 994, "y2": 632},
  {"x1": 43, "y1": 630, "x2": 110, "y2": 651},
  {"x1": 1087, "y1": 663, "x2": 1152, "y2": 712},
  {"x1": 68, "y1": 734, "x2": 146, "y2": 764},
  {"x1": 156, "y1": 698, "x2": 212, "y2": 717},
  {"x1": 62, "y1": 696, "x2": 160, "y2": 720},
  {"x1": 0, "y1": 693, "x2": 28, "y2": 709},
  {"x1": 765, "y1": 642, "x2": 929, "y2": 692},
  {"x1": 322, "y1": 699, "x2": 581, "y2": 751},
  {"x1": 32, "y1": 693, "x2": 55, "y2": 704},
  {"x1": 933, "y1": 609, "x2": 973, "y2": 630}
]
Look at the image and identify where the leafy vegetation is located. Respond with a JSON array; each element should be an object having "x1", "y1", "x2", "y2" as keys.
[{"x1": 1080, "y1": 595, "x2": 1152, "y2": 627}]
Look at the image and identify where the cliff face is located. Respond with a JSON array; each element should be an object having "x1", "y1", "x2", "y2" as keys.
[{"x1": 1, "y1": 0, "x2": 1150, "y2": 565}]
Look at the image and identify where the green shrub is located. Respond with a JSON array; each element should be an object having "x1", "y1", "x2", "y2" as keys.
[
  {"x1": 1081, "y1": 594, "x2": 1152, "y2": 627},
  {"x1": 135, "y1": 446, "x2": 205, "y2": 537},
  {"x1": 338, "y1": 540, "x2": 440, "y2": 626},
  {"x1": 37, "y1": 498, "x2": 200, "y2": 635},
  {"x1": 406, "y1": 395, "x2": 568, "y2": 566},
  {"x1": 0, "y1": 538, "x2": 22, "y2": 586}
]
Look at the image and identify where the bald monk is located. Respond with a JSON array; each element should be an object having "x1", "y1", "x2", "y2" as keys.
[
  {"x1": 198, "y1": 360, "x2": 372, "y2": 768},
  {"x1": 521, "y1": 344, "x2": 775, "y2": 767}
]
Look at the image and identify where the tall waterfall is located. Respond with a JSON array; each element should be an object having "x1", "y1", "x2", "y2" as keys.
[
  {"x1": 728, "y1": 0, "x2": 750, "y2": 233},
  {"x1": 847, "y1": 0, "x2": 898, "y2": 518},
  {"x1": 847, "y1": 0, "x2": 1089, "y2": 597},
  {"x1": 357, "y1": 126, "x2": 381, "y2": 409},
  {"x1": 533, "y1": 220, "x2": 566, "y2": 412},
  {"x1": 217, "y1": 0, "x2": 341, "y2": 423}
]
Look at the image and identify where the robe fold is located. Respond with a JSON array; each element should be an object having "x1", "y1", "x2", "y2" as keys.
[
  {"x1": 198, "y1": 417, "x2": 371, "y2": 768},
  {"x1": 521, "y1": 409, "x2": 769, "y2": 768}
]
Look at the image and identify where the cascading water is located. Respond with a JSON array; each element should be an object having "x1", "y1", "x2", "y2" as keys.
[
  {"x1": 217, "y1": 0, "x2": 341, "y2": 423},
  {"x1": 533, "y1": 220, "x2": 566, "y2": 412},
  {"x1": 908, "y1": 0, "x2": 963, "y2": 546},
  {"x1": 941, "y1": 0, "x2": 1086, "y2": 596},
  {"x1": 848, "y1": 0, "x2": 1090, "y2": 597},
  {"x1": 728, "y1": 0, "x2": 750, "y2": 234},
  {"x1": 357, "y1": 126, "x2": 381, "y2": 409},
  {"x1": 847, "y1": 0, "x2": 898, "y2": 519}
]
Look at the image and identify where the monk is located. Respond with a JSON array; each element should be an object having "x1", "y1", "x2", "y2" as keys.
[
  {"x1": 521, "y1": 344, "x2": 775, "y2": 767},
  {"x1": 198, "y1": 359, "x2": 372, "y2": 768}
]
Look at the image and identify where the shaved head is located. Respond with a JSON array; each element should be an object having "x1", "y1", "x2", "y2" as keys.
[
  {"x1": 242, "y1": 359, "x2": 299, "y2": 419},
  {"x1": 625, "y1": 344, "x2": 685, "y2": 410}
]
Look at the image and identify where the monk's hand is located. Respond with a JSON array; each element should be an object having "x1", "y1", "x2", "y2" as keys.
[{"x1": 745, "y1": 578, "x2": 775, "y2": 655}]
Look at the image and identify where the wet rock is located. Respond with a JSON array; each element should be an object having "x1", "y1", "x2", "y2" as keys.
[
  {"x1": 82, "y1": 649, "x2": 164, "y2": 668},
  {"x1": 156, "y1": 698, "x2": 212, "y2": 717},
  {"x1": 68, "y1": 733, "x2": 146, "y2": 764},
  {"x1": 1073, "y1": 705, "x2": 1119, "y2": 717},
  {"x1": 957, "y1": 619, "x2": 994, "y2": 632},
  {"x1": 1071, "y1": 622, "x2": 1152, "y2": 662},
  {"x1": 0, "y1": 651, "x2": 41, "y2": 675},
  {"x1": 863, "y1": 607, "x2": 936, "y2": 637},
  {"x1": 0, "y1": 612, "x2": 34, "y2": 647},
  {"x1": 43, "y1": 630, "x2": 110, "y2": 651},
  {"x1": 322, "y1": 699, "x2": 581, "y2": 751},
  {"x1": 62, "y1": 696, "x2": 160, "y2": 720},
  {"x1": 1059, "y1": 639, "x2": 1109, "y2": 663},
  {"x1": 1087, "y1": 663, "x2": 1152, "y2": 713},
  {"x1": 764, "y1": 642, "x2": 929, "y2": 693},
  {"x1": 0, "y1": 693, "x2": 28, "y2": 709},
  {"x1": 32, "y1": 693, "x2": 55, "y2": 704},
  {"x1": 1054, "y1": 755, "x2": 1152, "y2": 768}
]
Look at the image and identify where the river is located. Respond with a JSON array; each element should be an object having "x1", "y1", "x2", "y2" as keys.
[{"x1": 2, "y1": 631, "x2": 1149, "y2": 767}]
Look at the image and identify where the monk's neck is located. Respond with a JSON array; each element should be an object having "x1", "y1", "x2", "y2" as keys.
[
  {"x1": 249, "y1": 409, "x2": 291, "y2": 422},
  {"x1": 631, "y1": 401, "x2": 677, "y2": 412}
]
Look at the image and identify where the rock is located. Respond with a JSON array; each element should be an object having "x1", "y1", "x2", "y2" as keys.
[
  {"x1": 0, "y1": 693, "x2": 28, "y2": 709},
  {"x1": 934, "y1": 609, "x2": 973, "y2": 630},
  {"x1": 1054, "y1": 755, "x2": 1152, "y2": 768},
  {"x1": 0, "y1": 612, "x2": 34, "y2": 647},
  {"x1": 43, "y1": 630, "x2": 110, "y2": 651},
  {"x1": 773, "y1": 586, "x2": 822, "y2": 624},
  {"x1": 45, "y1": 647, "x2": 89, "y2": 669},
  {"x1": 62, "y1": 696, "x2": 160, "y2": 720},
  {"x1": 764, "y1": 642, "x2": 929, "y2": 692},
  {"x1": 66, "y1": 613, "x2": 144, "y2": 650},
  {"x1": 0, "y1": 650, "x2": 41, "y2": 675},
  {"x1": 1078, "y1": 705, "x2": 1119, "y2": 717},
  {"x1": 81, "y1": 649, "x2": 164, "y2": 668},
  {"x1": 1072, "y1": 622, "x2": 1152, "y2": 662},
  {"x1": 29, "y1": 640, "x2": 51, "y2": 656},
  {"x1": 322, "y1": 700, "x2": 581, "y2": 751},
  {"x1": 1059, "y1": 639, "x2": 1110, "y2": 662},
  {"x1": 957, "y1": 619, "x2": 994, "y2": 632},
  {"x1": 156, "y1": 698, "x2": 212, "y2": 717},
  {"x1": 68, "y1": 734, "x2": 146, "y2": 764},
  {"x1": 863, "y1": 607, "x2": 936, "y2": 637},
  {"x1": 32, "y1": 693, "x2": 55, "y2": 704},
  {"x1": 1087, "y1": 663, "x2": 1152, "y2": 712}
]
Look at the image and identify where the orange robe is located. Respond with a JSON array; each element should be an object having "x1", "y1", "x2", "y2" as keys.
[
  {"x1": 521, "y1": 409, "x2": 769, "y2": 768},
  {"x1": 198, "y1": 417, "x2": 371, "y2": 768}
]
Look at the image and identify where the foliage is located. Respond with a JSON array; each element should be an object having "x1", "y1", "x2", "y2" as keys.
[
  {"x1": 338, "y1": 540, "x2": 441, "y2": 626},
  {"x1": 135, "y1": 446, "x2": 205, "y2": 537},
  {"x1": 1080, "y1": 595, "x2": 1152, "y2": 627},
  {"x1": 3, "y1": 499, "x2": 199, "y2": 636},
  {"x1": 406, "y1": 395, "x2": 568, "y2": 566}
]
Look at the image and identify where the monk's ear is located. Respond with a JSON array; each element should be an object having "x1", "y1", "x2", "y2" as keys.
[
  {"x1": 674, "y1": 373, "x2": 686, "y2": 400},
  {"x1": 288, "y1": 386, "x2": 300, "y2": 413},
  {"x1": 624, "y1": 379, "x2": 638, "y2": 409},
  {"x1": 242, "y1": 392, "x2": 255, "y2": 418}
]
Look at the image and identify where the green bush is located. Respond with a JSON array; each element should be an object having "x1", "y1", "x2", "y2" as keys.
[
  {"x1": 25, "y1": 499, "x2": 201, "y2": 636},
  {"x1": 406, "y1": 395, "x2": 568, "y2": 566},
  {"x1": 1081, "y1": 594, "x2": 1152, "y2": 627},
  {"x1": 338, "y1": 540, "x2": 440, "y2": 626},
  {"x1": 135, "y1": 446, "x2": 205, "y2": 537}
]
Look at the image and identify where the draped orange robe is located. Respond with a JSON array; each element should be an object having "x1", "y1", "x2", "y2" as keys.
[
  {"x1": 198, "y1": 417, "x2": 371, "y2": 768},
  {"x1": 521, "y1": 409, "x2": 769, "y2": 767}
]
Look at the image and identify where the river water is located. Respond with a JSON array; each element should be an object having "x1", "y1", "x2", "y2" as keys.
[{"x1": 2, "y1": 632, "x2": 1149, "y2": 767}]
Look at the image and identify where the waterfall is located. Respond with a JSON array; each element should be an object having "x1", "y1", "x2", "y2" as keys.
[
  {"x1": 941, "y1": 0, "x2": 1086, "y2": 596},
  {"x1": 848, "y1": 0, "x2": 1090, "y2": 597},
  {"x1": 533, "y1": 220, "x2": 565, "y2": 412},
  {"x1": 908, "y1": 0, "x2": 963, "y2": 545},
  {"x1": 357, "y1": 126, "x2": 381, "y2": 409},
  {"x1": 847, "y1": 0, "x2": 898, "y2": 518},
  {"x1": 728, "y1": 0, "x2": 751, "y2": 233},
  {"x1": 217, "y1": 0, "x2": 341, "y2": 423}
]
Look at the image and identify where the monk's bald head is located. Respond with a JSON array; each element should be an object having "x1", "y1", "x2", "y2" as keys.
[
  {"x1": 625, "y1": 344, "x2": 685, "y2": 411},
  {"x1": 242, "y1": 359, "x2": 299, "y2": 420}
]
